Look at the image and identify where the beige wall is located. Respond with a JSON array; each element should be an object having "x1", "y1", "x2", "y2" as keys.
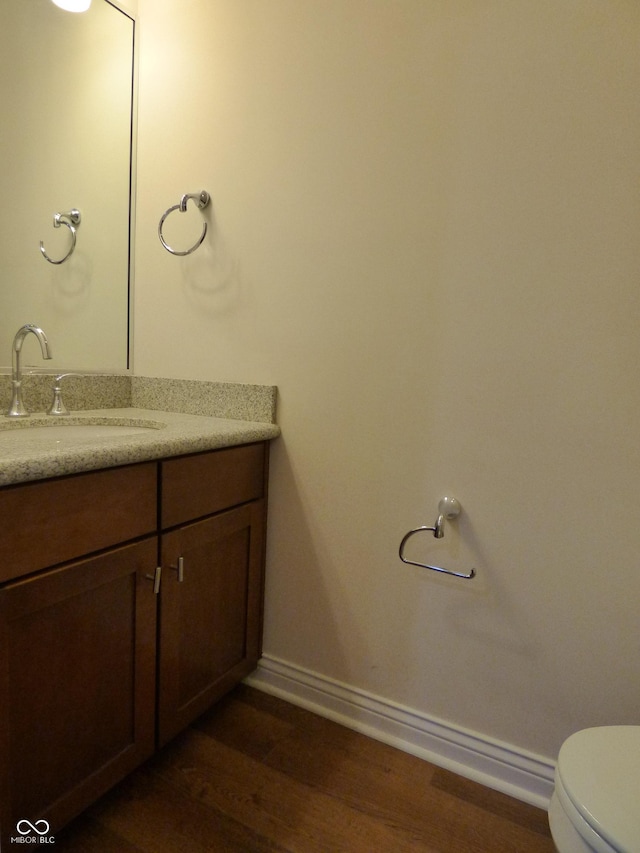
[{"x1": 134, "y1": 0, "x2": 640, "y2": 762}]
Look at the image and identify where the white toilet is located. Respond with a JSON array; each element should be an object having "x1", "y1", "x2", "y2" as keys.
[{"x1": 548, "y1": 726, "x2": 640, "y2": 852}]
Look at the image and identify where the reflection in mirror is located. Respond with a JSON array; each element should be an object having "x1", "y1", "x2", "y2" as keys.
[{"x1": 0, "y1": 0, "x2": 135, "y2": 372}]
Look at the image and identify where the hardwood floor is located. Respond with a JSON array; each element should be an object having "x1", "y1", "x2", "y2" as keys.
[{"x1": 56, "y1": 685, "x2": 556, "y2": 852}]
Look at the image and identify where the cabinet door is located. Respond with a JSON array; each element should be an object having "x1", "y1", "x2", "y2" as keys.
[
  {"x1": 158, "y1": 500, "x2": 265, "y2": 746},
  {"x1": 0, "y1": 538, "x2": 157, "y2": 843}
]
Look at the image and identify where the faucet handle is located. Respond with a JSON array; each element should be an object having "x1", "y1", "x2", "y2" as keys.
[{"x1": 47, "y1": 373, "x2": 83, "y2": 416}]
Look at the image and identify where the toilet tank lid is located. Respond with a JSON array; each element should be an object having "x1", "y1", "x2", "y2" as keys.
[{"x1": 557, "y1": 726, "x2": 640, "y2": 852}]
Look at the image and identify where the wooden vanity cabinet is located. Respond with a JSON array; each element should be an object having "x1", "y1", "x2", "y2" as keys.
[
  {"x1": 0, "y1": 441, "x2": 269, "y2": 844},
  {"x1": 157, "y1": 443, "x2": 268, "y2": 746},
  {"x1": 0, "y1": 463, "x2": 158, "y2": 843}
]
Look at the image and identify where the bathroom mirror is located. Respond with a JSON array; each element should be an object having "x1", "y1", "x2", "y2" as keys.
[{"x1": 0, "y1": 0, "x2": 135, "y2": 372}]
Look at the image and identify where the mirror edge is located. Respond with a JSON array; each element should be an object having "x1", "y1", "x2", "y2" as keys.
[{"x1": 109, "y1": 0, "x2": 139, "y2": 375}]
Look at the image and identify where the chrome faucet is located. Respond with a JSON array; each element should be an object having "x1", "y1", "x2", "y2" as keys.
[{"x1": 7, "y1": 324, "x2": 52, "y2": 417}]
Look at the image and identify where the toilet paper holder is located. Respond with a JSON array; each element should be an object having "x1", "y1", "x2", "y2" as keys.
[{"x1": 399, "y1": 496, "x2": 476, "y2": 579}]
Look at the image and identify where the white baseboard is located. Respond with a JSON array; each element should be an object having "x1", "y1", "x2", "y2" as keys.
[{"x1": 244, "y1": 654, "x2": 555, "y2": 811}]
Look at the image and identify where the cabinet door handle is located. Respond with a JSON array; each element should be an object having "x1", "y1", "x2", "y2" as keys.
[
  {"x1": 170, "y1": 556, "x2": 184, "y2": 582},
  {"x1": 145, "y1": 566, "x2": 162, "y2": 594}
]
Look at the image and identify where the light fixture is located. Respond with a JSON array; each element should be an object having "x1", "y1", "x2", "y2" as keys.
[{"x1": 51, "y1": 0, "x2": 92, "y2": 11}]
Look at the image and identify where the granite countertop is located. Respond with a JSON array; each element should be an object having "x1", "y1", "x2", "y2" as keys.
[{"x1": 0, "y1": 407, "x2": 280, "y2": 487}]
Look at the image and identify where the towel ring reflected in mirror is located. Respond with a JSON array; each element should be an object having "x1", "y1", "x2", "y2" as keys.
[{"x1": 40, "y1": 209, "x2": 81, "y2": 265}]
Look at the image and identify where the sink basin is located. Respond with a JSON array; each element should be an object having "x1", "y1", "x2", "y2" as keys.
[{"x1": 0, "y1": 417, "x2": 164, "y2": 449}]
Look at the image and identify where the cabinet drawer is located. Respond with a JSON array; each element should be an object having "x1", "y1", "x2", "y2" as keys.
[
  {"x1": 0, "y1": 463, "x2": 157, "y2": 583},
  {"x1": 161, "y1": 443, "x2": 266, "y2": 529}
]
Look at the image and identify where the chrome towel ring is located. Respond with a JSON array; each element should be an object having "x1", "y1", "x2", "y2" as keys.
[
  {"x1": 40, "y1": 209, "x2": 81, "y2": 265},
  {"x1": 158, "y1": 190, "x2": 210, "y2": 256},
  {"x1": 399, "y1": 496, "x2": 476, "y2": 579}
]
